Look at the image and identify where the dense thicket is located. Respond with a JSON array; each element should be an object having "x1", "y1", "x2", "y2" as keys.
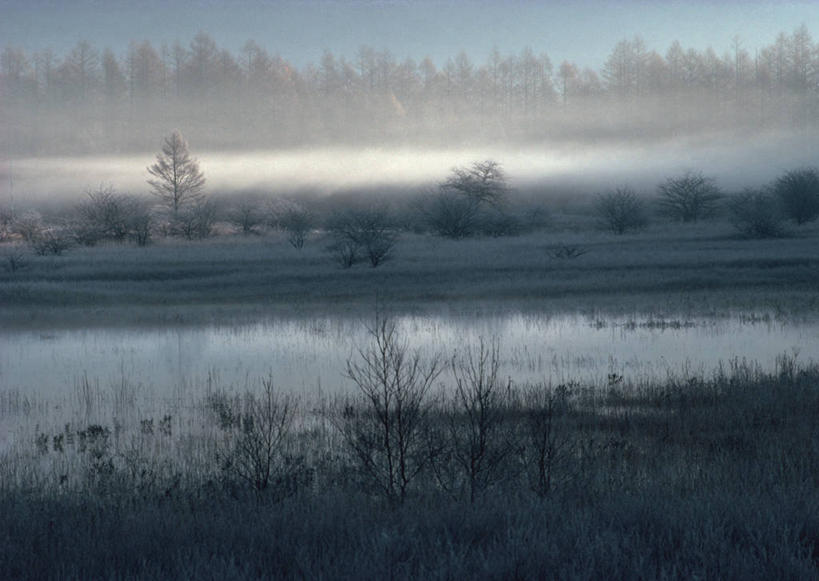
[{"x1": 2, "y1": 26, "x2": 819, "y2": 154}]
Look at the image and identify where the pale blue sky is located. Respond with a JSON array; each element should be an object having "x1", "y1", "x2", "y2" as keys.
[{"x1": 2, "y1": 0, "x2": 818, "y2": 68}]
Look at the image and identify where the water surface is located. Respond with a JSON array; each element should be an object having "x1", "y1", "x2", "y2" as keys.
[{"x1": 1, "y1": 313, "x2": 814, "y2": 403}]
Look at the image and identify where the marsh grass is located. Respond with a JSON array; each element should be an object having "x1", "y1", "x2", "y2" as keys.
[
  {"x1": 1, "y1": 220, "x2": 819, "y2": 325},
  {"x1": 1, "y1": 354, "x2": 818, "y2": 579}
]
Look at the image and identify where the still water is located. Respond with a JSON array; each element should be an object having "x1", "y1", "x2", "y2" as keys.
[{"x1": 1, "y1": 313, "x2": 816, "y2": 402}]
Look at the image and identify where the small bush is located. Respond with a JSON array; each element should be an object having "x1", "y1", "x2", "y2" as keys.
[
  {"x1": 728, "y1": 189, "x2": 785, "y2": 238},
  {"x1": 546, "y1": 243, "x2": 589, "y2": 259},
  {"x1": 595, "y1": 187, "x2": 648, "y2": 234},
  {"x1": 30, "y1": 229, "x2": 72, "y2": 255},
  {"x1": 1, "y1": 245, "x2": 28, "y2": 272},
  {"x1": 326, "y1": 206, "x2": 397, "y2": 268},
  {"x1": 0, "y1": 206, "x2": 13, "y2": 241},
  {"x1": 227, "y1": 200, "x2": 263, "y2": 235},
  {"x1": 12, "y1": 210, "x2": 44, "y2": 242},
  {"x1": 174, "y1": 201, "x2": 218, "y2": 240},
  {"x1": 210, "y1": 379, "x2": 305, "y2": 496},
  {"x1": 272, "y1": 200, "x2": 314, "y2": 249},
  {"x1": 773, "y1": 167, "x2": 819, "y2": 225}
]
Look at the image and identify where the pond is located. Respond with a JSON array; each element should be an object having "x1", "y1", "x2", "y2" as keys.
[{"x1": 1, "y1": 312, "x2": 815, "y2": 403}]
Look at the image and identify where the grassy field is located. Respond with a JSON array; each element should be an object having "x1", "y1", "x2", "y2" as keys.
[{"x1": 1, "y1": 218, "x2": 819, "y2": 327}]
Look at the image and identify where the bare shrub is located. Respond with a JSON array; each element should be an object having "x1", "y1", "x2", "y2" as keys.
[
  {"x1": 72, "y1": 185, "x2": 133, "y2": 245},
  {"x1": 520, "y1": 383, "x2": 574, "y2": 498},
  {"x1": 433, "y1": 339, "x2": 514, "y2": 502},
  {"x1": 0, "y1": 206, "x2": 13, "y2": 241},
  {"x1": 326, "y1": 206, "x2": 397, "y2": 267},
  {"x1": 1, "y1": 245, "x2": 28, "y2": 272},
  {"x1": 546, "y1": 243, "x2": 589, "y2": 259},
  {"x1": 728, "y1": 189, "x2": 785, "y2": 238},
  {"x1": 326, "y1": 238, "x2": 359, "y2": 268},
  {"x1": 227, "y1": 200, "x2": 263, "y2": 235},
  {"x1": 274, "y1": 200, "x2": 314, "y2": 249},
  {"x1": 126, "y1": 201, "x2": 153, "y2": 246},
  {"x1": 30, "y1": 229, "x2": 72, "y2": 255},
  {"x1": 657, "y1": 171, "x2": 722, "y2": 222},
  {"x1": 12, "y1": 210, "x2": 44, "y2": 242},
  {"x1": 595, "y1": 187, "x2": 648, "y2": 234},
  {"x1": 773, "y1": 167, "x2": 819, "y2": 225},
  {"x1": 70, "y1": 187, "x2": 153, "y2": 246},
  {"x1": 333, "y1": 317, "x2": 442, "y2": 503},
  {"x1": 174, "y1": 201, "x2": 218, "y2": 240},
  {"x1": 423, "y1": 191, "x2": 480, "y2": 239},
  {"x1": 210, "y1": 378, "x2": 305, "y2": 496}
]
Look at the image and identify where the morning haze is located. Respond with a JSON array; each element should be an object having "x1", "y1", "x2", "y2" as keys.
[{"x1": 2, "y1": 2, "x2": 819, "y2": 579}]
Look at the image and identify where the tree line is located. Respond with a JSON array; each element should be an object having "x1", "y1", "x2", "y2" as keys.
[{"x1": 2, "y1": 25, "x2": 819, "y2": 154}]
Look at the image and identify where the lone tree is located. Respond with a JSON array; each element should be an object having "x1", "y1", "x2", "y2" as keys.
[
  {"x1": 147, "y1": 130, "x2": 206, "y2": 214},
  {"x1": 773, "y1": 167, "x2": 819, "y2": 225},
  {"x1": 657, "y1": 171, "x2": 722, "y2": 222},
  {"x1": 426, "y1": 159, "x2": 510, "y2": 238},
  {"x1": 442, "y1": 160, "x2": 508, "y2": 207}
]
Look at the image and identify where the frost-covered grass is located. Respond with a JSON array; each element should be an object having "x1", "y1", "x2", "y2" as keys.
[
  {"x1": 1, "y1": 357, "x2": 818, "y2": 580},
  {"x1": 1, "y1": 219, "x2": 818, "y2": 326}
]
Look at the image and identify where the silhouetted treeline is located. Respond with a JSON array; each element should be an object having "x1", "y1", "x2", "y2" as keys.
[{"x1": 2, "y1": 26, "x2": 818, "y2": 154}]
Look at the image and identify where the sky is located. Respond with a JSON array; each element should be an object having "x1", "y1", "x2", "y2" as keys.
[{"x1": 2, "y1": 0, "x2": 818, "y2": 69}]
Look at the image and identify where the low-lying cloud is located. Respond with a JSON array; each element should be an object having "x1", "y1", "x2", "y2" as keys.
[{"x1": 3, "y1": 131, "x2": 819, "y2": 207}]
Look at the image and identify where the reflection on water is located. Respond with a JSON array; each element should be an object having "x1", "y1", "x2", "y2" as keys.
[{"x1": 0, "y1": 313, "x2": 815, "y2": 402}]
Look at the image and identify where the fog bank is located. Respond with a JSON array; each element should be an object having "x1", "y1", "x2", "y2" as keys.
[{"x1": 3, "y1": 131, "x2": 818, "y2": 207}]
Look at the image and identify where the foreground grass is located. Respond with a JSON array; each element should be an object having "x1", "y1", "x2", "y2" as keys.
[
  {"x1": 2, "y1": 220, "x2": 819, "y2": 326},
  {"x1": 2, "y1": 359, "x2": 818, "y2": 580}
]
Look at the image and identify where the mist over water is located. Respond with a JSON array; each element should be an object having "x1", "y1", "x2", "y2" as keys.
[{"x1": 5, "y1": 131, "x2": 819, "y2": 205}]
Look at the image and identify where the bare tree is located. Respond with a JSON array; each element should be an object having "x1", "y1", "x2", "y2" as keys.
[
  {"x1": 146, "y1": 130, "x2": 205, "y2": 214},
  {"x1": 426, "y1": 160, "x2": 512, "y2": 238},
  {"x1": 334, "y1": 317, "x2": 442, "y2": 503},
  {"x1": 773, "y1": 167, "x2": 819, "y2": 225},
  {"x1": 657, "y1": 171, "x2": 722, "y2": 222},
  {"x1": 440, "y1": 339, "x2": 514, "y2": 503},
  {"x1": 442, "y1": 160, "x2": 509, "y2": 207},
  {"x1": 595, "y1": 187, "x2": 648, "y2": 234}
]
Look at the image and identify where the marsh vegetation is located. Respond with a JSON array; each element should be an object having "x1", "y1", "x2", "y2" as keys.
[
  {"x1": 4, "y1": 25, "x2": 819, "y2": 576},
  {"x1": 1, "y1": 325, "x2": 818, "y2": 579}
]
